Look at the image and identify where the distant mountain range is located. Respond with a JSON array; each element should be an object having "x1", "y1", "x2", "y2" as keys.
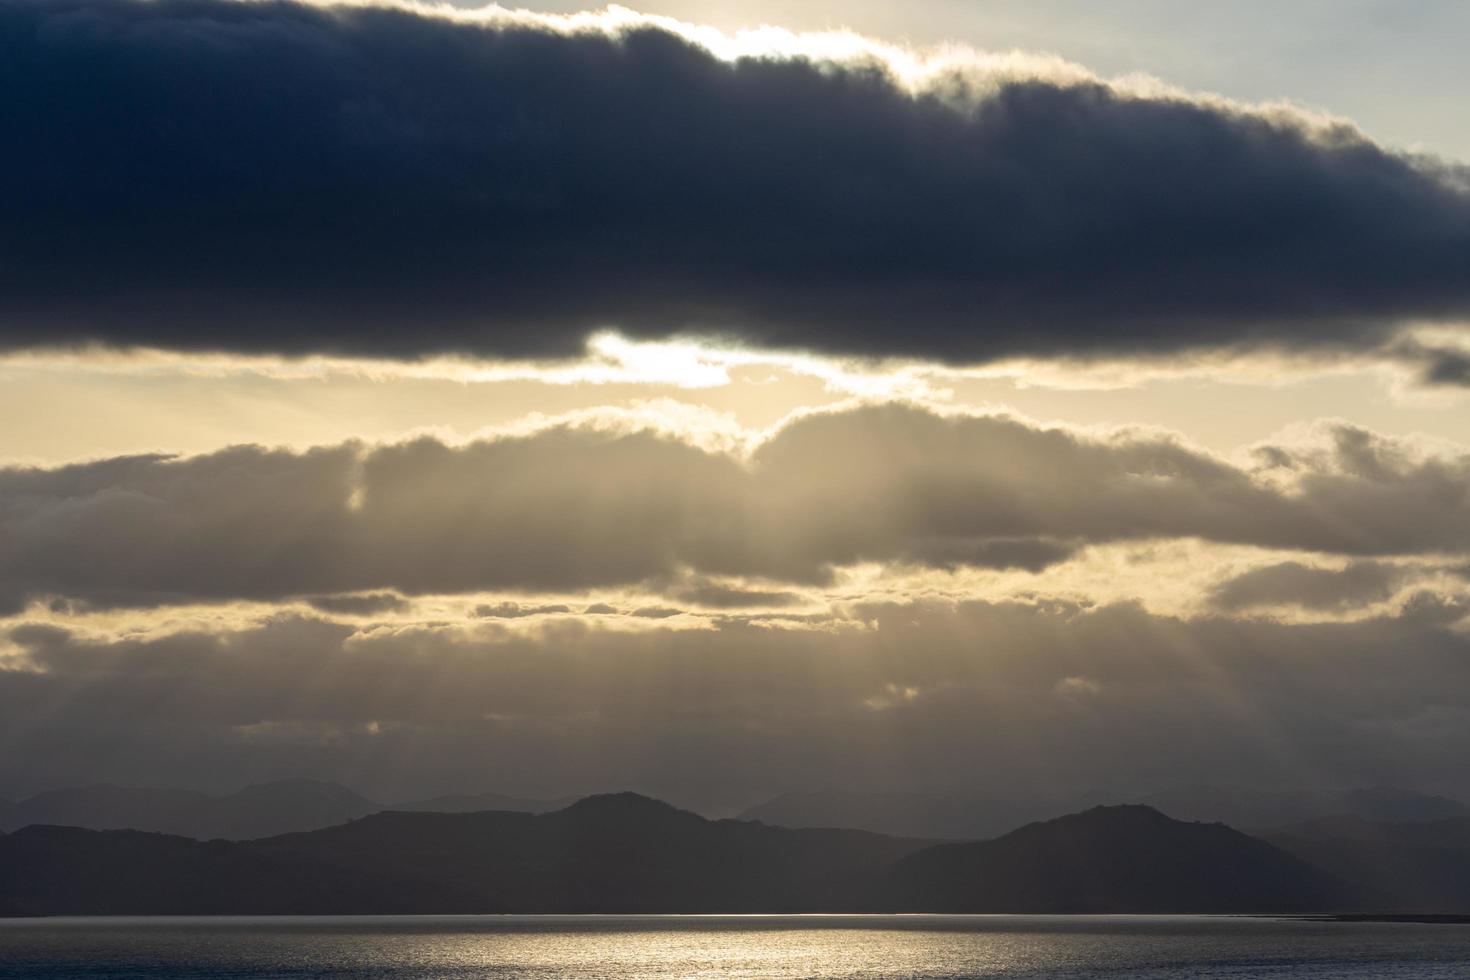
[
  {"x1": 5, "y1": 780, "x2": 1470, "y2": 915},
  {"x1": 738, "y1": 785, "x2": 1470, "y2": 840},
  {"x1": 1114, "y1": 785, "x2": 1470, "y2": 829},
  {"x1": 888, "y1": 804, "x2": 1344, "y2": 913},
  {"x1": 5, "y1": 779, "x2": 1462, "y2": 844},
  {"x1": 0, "y1": 795, "x2": 1379, "y2": 916},
  {"x1": 1269, "y1": 814, "x2": 1470, "y2": 912},
  {"x1": 0, "y1": 780, "x2": 566, "y2": 840},
  {"x1": 738, "y1": 789, "x2": 1059, "y2": 841},
  {"x1": 388, "y1": 791, "x2": 574, "y2": 815}
]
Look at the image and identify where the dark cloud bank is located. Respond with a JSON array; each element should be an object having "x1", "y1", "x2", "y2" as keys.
[
  {"x1": 3, "y1": 403, "x2": 1470, "y2": 611},
  {"x1": 2, "y1": 0, "x2": 1470, "y2": 363}
]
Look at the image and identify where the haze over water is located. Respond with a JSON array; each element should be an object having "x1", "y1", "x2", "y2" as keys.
[{"x1": 4, "y1": 916, "x2": 1470, "y2": 979}]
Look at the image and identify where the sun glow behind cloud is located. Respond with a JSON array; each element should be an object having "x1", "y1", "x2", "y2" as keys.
[{"x1": 3, "y1": 326, "x2": 1469, "y2": 475}]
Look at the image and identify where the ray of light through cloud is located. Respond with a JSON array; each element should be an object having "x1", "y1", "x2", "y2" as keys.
[{"x1": 4, "y1": 0, "x2": 1470, "y2": 833}]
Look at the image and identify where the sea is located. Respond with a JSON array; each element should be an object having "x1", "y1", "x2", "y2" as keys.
[{"x1": 3, "y1": 914, "x2": 1470, "y2": 979}]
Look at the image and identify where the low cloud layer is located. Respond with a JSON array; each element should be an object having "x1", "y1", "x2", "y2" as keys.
[
  {"x1": 3, "y1": 403, "x2": 1470, "y2": 612},
  {"x1": 2, "y1": 0, "x2": 1469, "y2": 364},
  {"x1": 4, "y1": 598, "x2": 1468, "y2": 806}
]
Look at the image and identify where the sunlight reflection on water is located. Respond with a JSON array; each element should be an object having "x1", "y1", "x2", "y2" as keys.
[{"x1": 4, "y1": 915, "x2": 1470, "y2": 979}]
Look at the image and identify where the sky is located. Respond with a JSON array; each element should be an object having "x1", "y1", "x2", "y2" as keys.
[{"x1": 2, "y1": 0, "x2": 1470, "y2": 813}]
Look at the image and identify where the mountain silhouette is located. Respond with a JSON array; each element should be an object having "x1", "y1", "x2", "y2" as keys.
[
  {"x1": 1, "y1": 785, "x2": 224, "y2": 837},
  {"x1": 0, "y1": 795, "x2": 1374, "y2": 915},
  {"x1": 885, "y1": 805, "x2": 1346, "y2": 913},
  {"x1": 737, "y1": 785, "x2": 1470, "y2": 841},
  {"x1": 251, "y1": 792, "x2": 931, "y2": 913},
  {"x1": 0, "y1": 824, "x2": 475, "y2": 915},
  {"x1": 1110, "y1": 785, "x2": 1470, "y2": 829},
  {"x1": 385, "y1": 790, "x2": 570, "y2": 814},
  {"x1": 737, "y1": 789, "x2": 1048, "y2": 841},
  {"x1": 1269, "y1": 815, "x2": 1470, "y2": 911},
  {"x1": 0, "y1": 780, "x2": 378, "y2": 840},
  {"x1": 0, "y1": 780, "x2": 566, "y2": 840},
  {"x1": 13, "y1": 779, "x2": 1461, "y2": 844}
]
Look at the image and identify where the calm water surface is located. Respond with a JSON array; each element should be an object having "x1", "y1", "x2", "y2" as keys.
[{"x1": 3, "y1": 915, "x2": 1470, "y2": 979}]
